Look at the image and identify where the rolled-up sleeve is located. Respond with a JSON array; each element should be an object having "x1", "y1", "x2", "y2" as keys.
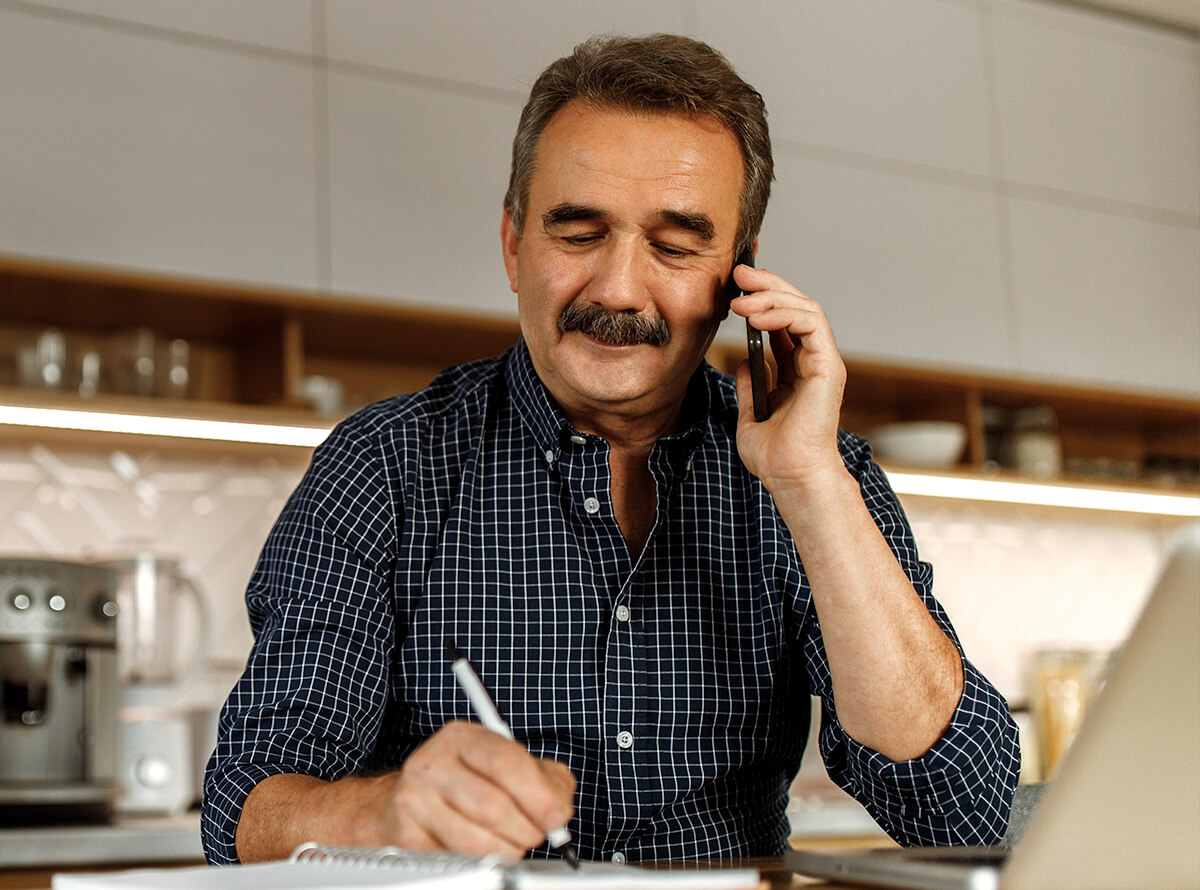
[
  {"x1": 200, "y1": 417, "x2": 399, "y2": 865},
  {"x1": 807, "y1": 431, "x2": 1021, "y2": 846},
  {"x1": 819, "y1": 657, "x2": 1020, "y2": 846}
]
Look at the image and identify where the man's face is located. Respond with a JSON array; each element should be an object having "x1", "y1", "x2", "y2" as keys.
[{"x1": 501, "y1": 101, "x2": 745, "y2": 425}]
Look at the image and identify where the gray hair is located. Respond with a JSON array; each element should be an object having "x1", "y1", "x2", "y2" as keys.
[{"x1": 504, "y1": 34, "x2": 773, "y2": 256}]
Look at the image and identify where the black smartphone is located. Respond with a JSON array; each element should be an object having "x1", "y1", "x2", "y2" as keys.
[{"x1": 730, "y1": 247, "x2": 769, "y2": 422}]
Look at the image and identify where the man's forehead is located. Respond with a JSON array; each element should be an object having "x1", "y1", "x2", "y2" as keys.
[{"x1": 528, "y1": 102, "x2": 743, "y2": 237}]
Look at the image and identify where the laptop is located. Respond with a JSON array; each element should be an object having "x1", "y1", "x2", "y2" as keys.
[{"x1": 786, "y1": 522, "x2": 1200, "y2": 890}]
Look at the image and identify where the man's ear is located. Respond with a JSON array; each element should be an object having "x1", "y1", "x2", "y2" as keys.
[{"x1": 500, "y1": 209, "x2": 520, "y2": 294}]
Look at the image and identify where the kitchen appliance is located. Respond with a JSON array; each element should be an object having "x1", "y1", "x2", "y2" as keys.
[
  {"x1": 98, "y1": 552, "x2": 213, "y2": 816},
  {"x1": 0, "y1": 558, "x2": 120, "y2": 824},
  {"x1": 115, "y1": 684, "x2": 196, "y2": 816},
  {"x1": 103, "y1": 552, "x2": 211, "y2": 686}
]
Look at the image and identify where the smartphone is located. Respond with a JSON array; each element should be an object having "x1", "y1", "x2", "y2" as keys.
[{"x1": 730, "y1": 246, "x2": 769, "y2": 422}]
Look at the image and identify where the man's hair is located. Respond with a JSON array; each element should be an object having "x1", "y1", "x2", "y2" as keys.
[{"x1": 504, "y1": 34, "x2": 773, "y2": 256}]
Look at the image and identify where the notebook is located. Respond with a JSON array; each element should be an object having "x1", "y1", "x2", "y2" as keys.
[
  {"x1": 52, "y1": 842, "x2": 762, "y2": 890},
  {"x1": 786, "y1": 521, "x2": 1200, "y2": 890}
]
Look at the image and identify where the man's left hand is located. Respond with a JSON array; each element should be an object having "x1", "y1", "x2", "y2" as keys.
[{"x1": 729, "y1": 265, "x2": 847, "y2": 491}]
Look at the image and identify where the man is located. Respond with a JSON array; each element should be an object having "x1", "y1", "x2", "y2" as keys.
[{"x1": 203, "y1": 34, "x2": 1019, "y2": 866}]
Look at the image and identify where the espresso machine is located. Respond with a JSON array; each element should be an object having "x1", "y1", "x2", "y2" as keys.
[{"x1": 0, "y1": 558, "x2": 120, "y2": 824}]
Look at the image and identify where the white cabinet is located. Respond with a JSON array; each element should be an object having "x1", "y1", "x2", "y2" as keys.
[
  {"x1": 696, "y1": 0, "x2": 998, "y2": 178},
  {"x1": 745, "y1": 152, "x2": 1014, "y2": 375},
  {"x1": 324, "y1": 70, "x2": 519, "y2": 315},
  {"x1": 15, "y1": 0, "x2": 314, "y2": 53},
  {"x1": 0, "y1": 8, "x2": 320, "y2": 290},
  {"x1": 1008, "y1": 197, "x2": 1200, "y2": 394},
  {"x1": 323, "y1": 1, "x2": 686, "y2": 91},
  {"x1": 988, "y1": 0, "x2": 1200, "y2": 217}
]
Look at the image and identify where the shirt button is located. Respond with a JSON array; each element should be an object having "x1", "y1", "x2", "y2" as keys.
[
  {"x1": 583, "y1": 497, "x2": 600, "y2": 514},
  {"x1": 569, "y1": 434, "x2": 586, "y2": 445},
  {"x1": 615, "y1": 604, "x2": 630, "y2": 622},
  {"x1": 616, "y1": 730, "x2": 633, "y2": 749},
  {"x1": 544, "y1": 449, "x2": 555, "y2": 464},
  {"x1": 611, "y1": 852, "x2": 627, "y2": 864}
]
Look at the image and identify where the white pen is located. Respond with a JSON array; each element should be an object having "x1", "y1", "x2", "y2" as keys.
[{"x1": 444, "y1": 640, "x2": 581, "y2": 869}]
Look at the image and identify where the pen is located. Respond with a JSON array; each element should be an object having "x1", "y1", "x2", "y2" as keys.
[{"x1": 444, "y1": 640, "x2": 581, "y2": 869}]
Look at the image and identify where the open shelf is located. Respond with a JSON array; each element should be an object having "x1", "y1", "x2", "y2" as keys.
[{"x1": 3, "y1": 256, "x2": 1198, "y2": 502}]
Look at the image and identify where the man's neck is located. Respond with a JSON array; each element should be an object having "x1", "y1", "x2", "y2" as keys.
[{"x1": 561, "y1": 397, "x2": 682, "y2": 455}]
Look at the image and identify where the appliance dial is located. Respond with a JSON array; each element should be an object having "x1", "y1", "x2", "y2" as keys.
[{"x1": 135, "y1": 756, "x2": 173, "y2": 788}]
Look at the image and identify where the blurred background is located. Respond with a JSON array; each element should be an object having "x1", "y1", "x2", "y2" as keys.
[{"x1": 0, "y1": 0, "x2": 1196, "y2": 865}]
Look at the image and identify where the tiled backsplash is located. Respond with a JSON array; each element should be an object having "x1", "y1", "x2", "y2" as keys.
[
  {"x1": 0, "y1": 441, "x2": 305, "y2": 676},
  {"x1": 1, "y1": 440, "x2": 1191, "y2": 703}
]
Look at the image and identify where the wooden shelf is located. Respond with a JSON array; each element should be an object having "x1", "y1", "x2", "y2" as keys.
[
  {"x1": 704, "y1": 348, "x2": 1200, "y2": 495},
  {"x1": 3, "y1": 256, "x2": 1198, "y2": 497}
]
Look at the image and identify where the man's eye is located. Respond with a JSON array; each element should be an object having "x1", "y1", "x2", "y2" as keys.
[
  {"x1": 654, "y1": 243, "x2": 691, "y2": 258},
  {"x1": 562, "y1": 234, "x2": 602, "y2": 246}
]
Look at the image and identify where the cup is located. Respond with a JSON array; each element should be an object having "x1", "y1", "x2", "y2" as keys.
[
  {"x1": 1027, "y1": 647, "x2": 1110, "y2": 780},
  {"x1": 162, "y1": 338, "x2": 190, "y2": 398},
  {"x1": 111, "y1": 327, "x2": 157, "y2": 396}
]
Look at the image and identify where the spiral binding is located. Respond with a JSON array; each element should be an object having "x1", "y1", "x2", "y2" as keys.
[{"x1": 289, "y1": 842, "x2": 505, "y2": 875}]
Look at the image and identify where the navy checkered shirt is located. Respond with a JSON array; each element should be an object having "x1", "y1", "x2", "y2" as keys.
[{"x1": 202, "y1": 339, "x2": 1019, "y2": 865}]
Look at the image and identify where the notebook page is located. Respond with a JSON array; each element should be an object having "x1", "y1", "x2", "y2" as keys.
[
  {"x1": 52, "y1": 858, "x2": 505, "y2": 890},
  {"x1": 514, "y1": 860, "x2": 761, "y2": 889}
]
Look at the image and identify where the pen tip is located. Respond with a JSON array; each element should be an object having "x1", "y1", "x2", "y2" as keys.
[
  {"x1": 444, "y1": 639, "x2": 461, "y2": 660},
  {"x1": 562, "y1": 845, "x2": 581, "y2": 870}
]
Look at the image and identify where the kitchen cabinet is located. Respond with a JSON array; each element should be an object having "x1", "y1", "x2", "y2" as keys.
[{"x1": 2, "y1": 257, "x2": 1197, "y2": 497}]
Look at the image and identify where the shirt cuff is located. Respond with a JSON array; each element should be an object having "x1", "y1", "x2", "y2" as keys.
[
  {"x1": 828, "y1": 658, "x2": 1021, "y2": 846},
  {"x1": 201, "y1": 762, "x2": 298, "y2": 865}
]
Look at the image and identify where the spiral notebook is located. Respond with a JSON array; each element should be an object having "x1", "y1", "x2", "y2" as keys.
[{"x1": 51, "y1": 842, "x2": 762, "y2": 890}]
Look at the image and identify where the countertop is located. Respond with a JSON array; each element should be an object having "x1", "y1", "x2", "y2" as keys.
[{"x1": 0, "y1": 812, "x2": 203, "y2": 870}]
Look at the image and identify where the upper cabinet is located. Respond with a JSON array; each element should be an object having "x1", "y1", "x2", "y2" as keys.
[{"x1": 1, "y1": 1, "x2": 1197, "y2": 400}]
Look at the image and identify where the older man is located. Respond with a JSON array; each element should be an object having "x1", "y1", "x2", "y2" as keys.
[{"x1": 203, "y1": 34, "x2": 1018, "y2": 866}]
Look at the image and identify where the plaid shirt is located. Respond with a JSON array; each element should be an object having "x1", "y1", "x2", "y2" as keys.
[{"x1": 202, "y1": 339, "x2": 1019, "y2": 865}]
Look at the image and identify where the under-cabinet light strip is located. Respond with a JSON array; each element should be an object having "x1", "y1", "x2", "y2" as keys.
[
  {"x1": 2, "y1": 404, "x2": 1197, "y2": 516},
  {"x1": 886, "y1": 469, "x2": 1200, "y2": 517},
  {"x1": 0, "y1": 404, "x2": 330, "y2": 447}
]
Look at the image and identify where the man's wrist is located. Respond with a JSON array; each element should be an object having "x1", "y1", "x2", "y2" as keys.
[{"x1": 762, "y1": 457, "x2": 857, "y2": 522}]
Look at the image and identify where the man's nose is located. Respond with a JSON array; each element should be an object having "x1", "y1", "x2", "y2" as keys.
[{"x1": 588, "y1": 241, "x2": 649, "y2": 313}]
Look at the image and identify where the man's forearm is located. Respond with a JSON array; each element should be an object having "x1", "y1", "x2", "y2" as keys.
[
  {"x1": 236, "y1": 773, "x2": 374, "y2": 863},
  {"x1": 772, "y1": 465, "x2": 963, "y2": 761}
]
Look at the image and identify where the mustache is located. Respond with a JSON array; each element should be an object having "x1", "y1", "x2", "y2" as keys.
[{"x1": 558, "y1": 300, "x2": 670, "y2": 347}]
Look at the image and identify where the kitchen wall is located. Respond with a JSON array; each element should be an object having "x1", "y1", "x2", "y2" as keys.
[{"x1": 1, "y1": 438, "x2": 1192, "y2": 705}]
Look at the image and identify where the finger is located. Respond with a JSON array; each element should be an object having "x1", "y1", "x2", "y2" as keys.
[
  {"x1": 732, "y1": 264, "x2": 803, "y2": 296},
  {"x1": 456, "y1": 729, "x2": 574, "y2": 837},
  {"x1": 734, "y1": 360, "x2": 756, "y2": 427},
  {"x1": 539, "y1": 758, "x2": 577, "y2": 798},
  {"x1": 439, "y1": 762, "x2": 547, "y2": 854},
  {"x1": 416, "y1": 787, "x2": 532, "y2": 861}
]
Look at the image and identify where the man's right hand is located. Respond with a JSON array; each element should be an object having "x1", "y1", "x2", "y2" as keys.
[{"x1": 235, "y1": 721, "x2": 576, "y2": 863}]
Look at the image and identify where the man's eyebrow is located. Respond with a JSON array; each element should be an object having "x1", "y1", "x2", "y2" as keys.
[
  {"x1": 542, "y1": 203, "x2": 607, "y2": 228},
  {"x1": 656, "y1": 209, "x2": 716, "y2": 243}
]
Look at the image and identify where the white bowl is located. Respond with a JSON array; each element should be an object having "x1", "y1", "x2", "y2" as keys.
[{"x1": 868, "y1": 421, "x2": 967, "y2": 469}]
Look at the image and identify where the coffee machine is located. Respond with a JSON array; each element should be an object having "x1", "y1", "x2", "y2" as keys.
[{"x1": 0, "y1": 558, "x2": 120, "y2": 824}]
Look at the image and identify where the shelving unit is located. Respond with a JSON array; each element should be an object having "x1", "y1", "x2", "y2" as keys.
[{"x1": 3, "y1": 256, "x2": 1198, "y2": 502}]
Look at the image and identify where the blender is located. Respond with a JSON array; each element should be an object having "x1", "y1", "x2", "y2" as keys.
[{"x1": 100, "y1": 552, "x2": 213, "y2": 816}]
